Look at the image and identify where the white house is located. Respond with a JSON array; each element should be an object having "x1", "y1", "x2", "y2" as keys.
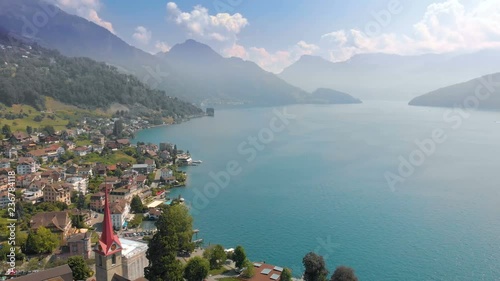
[
  {"x1": 160, "y1": 168, "x2": 173, "y2": 178},
  {"x1": 110, "y1": 200, "x2": 130, "y2": 230},
  {"x1": 74, "y1": 146, "x2": 88, "y2": 157},
  {"x1": 160, "y1": 168, "x2": 175, "y2": 184},
  {"x1": 22, "y1": 189, "x2": 43, "y2": 204},
  {"x1": 65, "y1": 177, "x2": 89, "y2": 194},
  {"x1": 131, "y1": 164, "x2": 148, "y2": 175},
  {"x1": 144, "y1": 159, "x2": 156, "y2": 173},
  {"x1": 16, "y1": 157, "x2": 38, "y2": 175},
  {"x1": 78, "y1": 167, "x2": 93, "y2": 178}
]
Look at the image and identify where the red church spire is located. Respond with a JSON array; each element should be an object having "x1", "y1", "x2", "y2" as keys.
[{"x1": 94, "y1": 183, "x2": 122, "y2": 256}]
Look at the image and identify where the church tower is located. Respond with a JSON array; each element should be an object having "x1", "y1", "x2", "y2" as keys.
[{"x1": 94, "y1": 185, "x2": 123, "y2": 281}]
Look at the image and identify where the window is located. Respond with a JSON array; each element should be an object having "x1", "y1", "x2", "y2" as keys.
[
  {"x1": 112, "y1": 254, "x2": 117, "y2": 265},
  {"x1": 98, "y1": 255, "x2": 103, "y2": 266}
]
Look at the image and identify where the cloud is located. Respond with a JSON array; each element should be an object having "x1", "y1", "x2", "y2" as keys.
[
  {"x1": 296, "y1": 40, "x2": 319, "y2": 55},
  {"x1": 223, "y1": 41, "x2": 319, "y2": 73},
  {"x1": 132, "y1": 26, "x2": 152, "y2": 45},
  {"x1": 50, "y1": 0, "x2": 115, "y2": 33},
  {"x1": 223, "y1": 43, "x2": 248, "y2": 59},
  {"x1": 155, "y1": 41, "x2": 171, "y2": 53},
  {"x1": 320, "y1": 0, "x2": 500, "y2": 61},
  {"x1": 248, "y1": 47, "x2": 291, "y2": 73},
  {"x1": 166, "y1": 2, "x2": 248, "y2": 42},
  {"x1": 322, "y1": 30, "x2": 348, "y2": 45}
]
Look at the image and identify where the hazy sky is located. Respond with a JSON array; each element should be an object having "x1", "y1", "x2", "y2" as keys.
[{"x1": 50, "y1": 0, "x2": 500, "y2": 73}]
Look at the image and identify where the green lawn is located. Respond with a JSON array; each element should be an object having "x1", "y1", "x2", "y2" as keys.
[
  {"x1": 0, "y1": 104, "x2": 69, "y2": 132},
  {"x1": 79, "y1": 151, "x2": 136, "y2": 165},
  {"x1": 0, "y1": 98, "x2": 109, "y2": 132},
  {"x1": 75, "y1": 139, "x2": 92, "y2": 146},
  {"x1": 209, "y1": 268, "x2": 231, "y2": 275}
]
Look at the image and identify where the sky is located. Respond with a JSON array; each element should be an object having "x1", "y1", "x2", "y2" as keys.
[{"x1": 49, "y1": 0, "x2": 500, "y2": 73}]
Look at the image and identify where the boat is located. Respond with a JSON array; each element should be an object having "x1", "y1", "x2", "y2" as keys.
[
  {"x1": 192, "y1": 160, "x2": 202, "y2": 164},
  {"x1": 177, "y1": 154, "x2": 193, "y2": 166}
]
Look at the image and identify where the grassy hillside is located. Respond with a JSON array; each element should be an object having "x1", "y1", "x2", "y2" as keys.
[
  {"x1": 0, "y1": 30, "x2": 203, "y2": 119},
  {"x1": 0, "y1": 98, "x2": 108, "y2": 132}
]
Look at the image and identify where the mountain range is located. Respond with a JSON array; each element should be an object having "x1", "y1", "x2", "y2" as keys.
[
  {"x1": 1, "y1": 0, "x2": 499, "y2": 110},
  {"x1": 154, "y1": 39, "x2": 308, "y2": 106},
  {"x1": 0, "y1": 0, "x2": 363, "y2": 107},
  {"x1": 280, "y1": 51, "x2": 500, "y2": 102}
]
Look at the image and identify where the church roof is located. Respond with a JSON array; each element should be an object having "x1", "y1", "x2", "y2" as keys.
[{"x1": 94, "y1": 184, "x2": 122, "y2": 256}]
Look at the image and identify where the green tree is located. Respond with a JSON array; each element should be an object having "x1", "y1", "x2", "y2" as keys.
[
  {"x1": 15, "y1": 230, "x2": 28, "y2": 248},
  {"x1": 25, "y1": 227, "x2": 60, "y2": 254},
  {"x1": 303, "y1": 252, "x2": 328, "y2": 281},
  {"x1": 2, "y1": 124, "x2": 11, "y2": 136},
  {"x1": 130, "y1": 195, "x2": 145, "y2": 213},
  {"x1": 71, "y1": 191, "x2": 79, "y2": 203},
  {"x1": 145, "y1": 236, "x2": 184, "y2": 281},
  {"x1": 145, "y1": 204, "x2": 194, "y2": 281},
  {"x1": 71, "y1": 214, "x2": 86, "y2": 228},
  {"x1": 43, "y1": 125, "x2": 55, "y2": 135},
  {"x1": 281, "y1": 268, "x2": 293, "y2": 281},
  {"x1": 232, "y1": 245, "x2": 247, "y2": 268},
  {"x1": 77, "y1": 193, "x2": 86, "y2": 210},
  {"x1": 66, "y1": 120, "x2": 77, "y2": 129},
  {"x1": 128, "y1": 214, "x2": 143, "y2": 229},
  {"x1": 26, "y1": 125, "x2": 33, "y2": 135},
  {"x1": 26, "y1": 257, "x2": 42, "y2": 271},
  {"x1": 68, "y1": 256, "x2": 92, "y2": 280},
  {"x1": 203, "y1": 244, "x2": 226, "y2": 270},
  {"x1": 147, "y1": 172, "x2": 155, "y2": 185},
  {"x1": 330, "y1": 266, "x2": 358, "y2": 281},
  {"x1": 113, "y1": 119, "x2": 124, "y2": 137},
  {"x1": 241, "y1": 259, "x2": 255, "y2": 278},
  {"x1": 184, "y1": 256, "x2": 210, "y2": 281},
  {"x1": 114, "y1": 167, "x2": 123, "y2": 177},
  {"x1": 0, "y1": 246, "x2": 10, "y2": 261},
  {"x1": 88, "y1": 176, "x2": 104, "y2": 193},
  {"x1": 58, "y1": 151, "x2": 75, "y2": 164}
]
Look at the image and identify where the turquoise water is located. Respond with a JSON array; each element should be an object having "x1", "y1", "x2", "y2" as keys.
[{"x1": 133, "y1": 102, "x2": 500, "y2": 280}]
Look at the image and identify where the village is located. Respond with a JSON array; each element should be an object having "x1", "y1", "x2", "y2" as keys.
[
  {"x1": 0, "y1": 115, "x2": 293, "y2": 281},
  {"x1": 0, "y1": 116, "x2": 197, "y2": 279}
]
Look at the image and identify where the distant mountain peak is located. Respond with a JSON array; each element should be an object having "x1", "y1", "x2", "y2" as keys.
[{"x1": 170, "y1": 39, "x2": 221, "y2": 56}]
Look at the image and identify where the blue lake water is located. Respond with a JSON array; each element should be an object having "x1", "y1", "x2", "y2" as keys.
[{"x1": 133, "y1": 101, "x2": 500, "y2": 280}]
